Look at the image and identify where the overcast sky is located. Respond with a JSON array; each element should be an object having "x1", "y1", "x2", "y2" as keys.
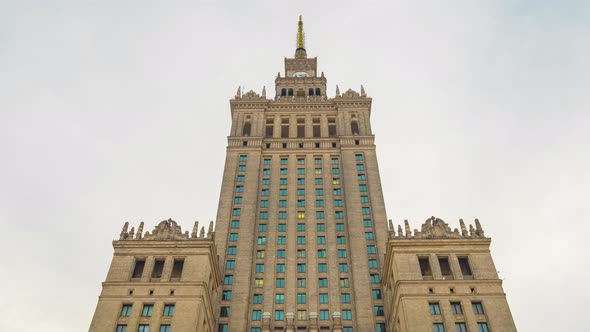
[{"x1": 1, "y1": 0, "x2": 589, "y2": 331}]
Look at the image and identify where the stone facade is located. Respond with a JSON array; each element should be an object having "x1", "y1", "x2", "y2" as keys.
[
  {"x1": 89, "y1": 219, "x2": 221, "y2": 332},
  {"x1": 382, "y1": 217, "x2": 517, "y2": 332}
]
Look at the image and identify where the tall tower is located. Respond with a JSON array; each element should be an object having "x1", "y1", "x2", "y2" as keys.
[{"x1": 214, "y1": 17, "x2": 389, "y2": 332}]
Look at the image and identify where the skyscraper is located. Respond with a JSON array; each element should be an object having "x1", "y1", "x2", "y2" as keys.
[
  {"x1": 89, "y1": 16, "x2": 516, "y2": 332},
  {"x1": 214, "y1": 16, "x2": 388, "y2": 332}
]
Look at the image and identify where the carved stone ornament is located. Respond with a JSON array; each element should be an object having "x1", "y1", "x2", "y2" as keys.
[
  {"x1": 241, "y1": 90, "x2": 262, "y2": 100},
  {"x1": 143, "y1": 219, "x2": 189, "y2": 240},
  {"x1": 341, "y1": 88, "x2": 361, "y2": 98}
]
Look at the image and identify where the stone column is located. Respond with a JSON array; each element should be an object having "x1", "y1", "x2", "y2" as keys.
[
  {"x1": 332, "y1": 311, "x2": 343, "y2": 332},
  {"x1": 309, "y1": 312, "x2": 318, "y2": 332},
  {"x1": 286, "y1": 312, "x2": 295, "y2": 332},
  {"x1": 262, "y1": 312, "x2": 271, "y2": 332}
]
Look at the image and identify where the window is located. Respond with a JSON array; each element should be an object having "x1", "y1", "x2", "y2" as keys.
[
  {"x1": 142, "y1": 304, "x2": 154, "y2": 317},
  {"x1": 132, "y1": 259, "x2": 145, "y2": 279},
  {"x1": 297, "y1": 249, "x2": 306, "y2": 258},
  {"x1": 116, "y1": 325, "x2": 127, "y2": 332},
  {"x1": 226, "y1": 260, "x2": 236, "y2": 270},
  {"x1": 316, "y1": 189, "x2": 324, "y2": 196},
  {"x1": 151, "y1": 260, "x2": 164, "y2": 279},
  {"x1": 252, "y1": 310, "x2": 262, "y2": 321},
  {"x1": 433, "y1": 323, "x2": 445, "y2": 332},
  {"x1": 472, "y1": 302, "x2": 485, "y2": 315},
  {"x1": 255, "y1": 264, "x2": 264, "y2": 273},
  {"x1": 363, "y1": 219, "x2": 372, "y2": 227},
  {"x1": 319, "y1": 293, "x2": 329, "y2": 304},
  {"x1": 342, "y1": 310, "x2": 352, "y2": 320},
  {"x1": 341, "y1": 293, "x2": 351, "y2": 303},
  {"x1": 238, "y1": 165, "x2": 246, "y2": 172},
  {"x1": 477, "y1": 322, "x2": 489, "y2": 332},
  {"x1": 374, "y1": 306, "x2": 384, "y2": 316},
  {"x1": 278, "y1": 224, "x2": 286, "y2": 232},
  {"x1": 236, "y1": 175, "x2": 245, "y2": 182},
  {"x1": 232, "y1": 208, "x2": 241, "y2": 216},
  {"x1": 438, "y1": 257, "x2": 453, "y2": 278},
  {"x1": 223, "y1": 275, "x2": 233, "y2": 285},
  {"x1": 263, "y1": 158, "x2": 271, "y2": 165},
  {"x1": 220, "y1": 306, "x2": 231, "y2": 317},
  {"x1": 261, "y1": 178, "x2": 270, "y2": 185},
  {"x1": 334, "y1": 199, "x2": 343, "y2": 207},
  {"x1": 316, "y1": 199, "x2": 324, "y2": 207},
  {"x1": 275, "y1": 294, "x2": 285, "y2": 304},
  {"x1": 236, "y1": 186, "x2": 244, "y2": 193},
  {"x1": 297, "y1": 158, "x2": 305, "y2": 164},
  {"x1": 358, "y1": 174, "x2": 366, "y2": 181},
  {"x1": 317, "y1": 223, "x2": 325, "y2": 231},
  {"x1": 275, "y1": 310, "x2": 285, "y2": 321},
  {"x1": 318, "y1": 263, "x2": 327, "y2": 272},
  {"x1": 458, "y1": 257, "x2": 473, "y2": 278},
  {"x1": 234, "y1": 196, "x2": 243, "y2": 204},
  {"x1": 297, "y1": 168, "x2": 305, "y2": 175},
  {"x1": 365, "y1": 232, "x2": 375, "y2": 240},
  {"x1": 218, "y1": 325, "x2": 228, "y2": 332},
  {"x1": 339, "y1": 263, "x2": 349, "y2": 272},
  {"x1": 239, "y1": 155, "x2": 248, "y2": 162},
  {"x1": 280, "y1": 178, "x2": 288, "y2": 185},
  {"x1": 279, "y1": 211, "x2": 287, "y2": 219},
  {"x1": 336, "y1": 223, "x2": 345, "y2": 231},
  {"x1": 256, "y1": 250, "x2": 265, "y2": 258},
  {"x1": 258, "y1": 224, "x2": 267, "y2": 232},
  {"x1": 451, "y1": 302, "x2": 463, "y2": 314},
  {"x1": 298, "y1": 211, "x2": 305, "y2": 219},
  {"x1": 356, "y1": 164, "x2": 365, "y2": 171},
  {"x1": 367, "y1": 245, "x2": 376, "y2": 254},
  {"x1": 359, "y1": 185, "x2": 367, "y2": 192},
  {"x1": 297, "y1": 310, "x2": 307, "y2": 321},
  {"x1": 334, "y1": 188, "x2": 341, "y2": 196},
  {"x1": 297, "y1": 293, "x2": 307, "y2": 304},
  {"x1": 317, "y1": 249, "x2": 327, "y2": 258},
  {"x1": 259, "y1": 211, "x2": 268, "y2": 219},
  {"x1": 320, "y1": 310, "x2": 329, "y2": 320},
  {"x1": 255, "y1": 278, "x2": 263, "y2": 289},
  {"x1": 277, "y1": 249, "x2": 286, "y2": 258},
  {"x1": 333, "y1": 178, "x2": 341, "y2": 185},
  {"x1": 280, "y1": 168, "x2": 288, "y2": 175},
  {"x1": 338, "y1": 249, "x2": 347, "y2": 258},
  {"x1": 337, "y1": 236, "x2": 346, "y2": 244},
  {"x1": 318, "y1": 278, "x2": 328, "y2": 287},
  {"x1": 455, "y1": 323, "x2": 467, "y2": 332},
  {"x1": 253, "y1": 294, "x2": 263, "y2": 304},
  {"x1": 298, "y1": 178, "x2": 305, "y2": 185},
  {"x1": 340, "y1": 278, "x2": 350, "y2": 288},
  {"x1": 429, "y1": 302, "x2": 441, "y2": 315},
  {"x1": 332, "y1": 168, "x2": 340, "y2": 174},
  {"x1": 297, "y1": 189, "x2": 305, "y2": 196},
  {"x1": 297, "y1": 236, "x2": 306, "y2": 244},
  {"x1": 260, "y1": 200, "x2": 268, "y2": 208},
  {"x1": 277, "y1": 236, "x2": 286, "y2": 244},
  {"x1": 372, "y1": 289, "x2": 382, "y2": 299},
  {"x1": 335, "y1": 211, "x2": 344, "y2": 219},
  {"x1": 297, "y1": 278, "x2": 307, "y2": 287},
  {"x1": 138, "y1": 325, "x2": 150, "y2": 332},
  {"x1": 315, "y1": 178, "x2": 323, "y2": 185},
  {"x1": 344, "y1": 328, "x2": 353, "y2": 332},
  {"x1": 297, "y1": 263, "x2": 307, "y2": 273},
  {"x1": 276, "y1": 278, "x2": 285, "y2": 288},
  {"x1": 280, "y1": 189, "x2": 287, "y2": 196},
  {"x1": 276, "y1": 264, "x2": 285, "y2": 272},
  {"x1": 419, "y1": 257, "x2": 432, "y2": 278},
  {"x1": 279, "y1": 158, "x2": 288, "y2": 165},
  {"x1": 120, "y1": 304, "x2": 132, "y2": 317},
  {"x1": 317, "y1": 236, "x2": 326, "y2": 245},
  {"x1": 368, "y1": 259, "x2": 378, "y2": 268},
  {"x1": 370, "y1": 274, "x2": 380, "y2": 284},
  {"x1": 315, "y1": 168, "x2": 322, "y2": 174},
  {"x1": 257, "y1": 236, "x2": 266, "y2": 245},
  {"x1": 222, "y1": 290, "x2": 232, "y2": 300},
  {"x1": 297, "y1": 199, "x2": 305, "y2": 207},
  {"x1": 316, "y1": 211, "x2": 325, "y2": 219},
  {"x1": 362, "y1": 207, "x2": 371, "y2": 215},
  {"x1": 261, "y1": 189, "x2": 269, "y2": 196},
  {"x1": 231, "y1": 220, "x2": 240, "y2": 228}
]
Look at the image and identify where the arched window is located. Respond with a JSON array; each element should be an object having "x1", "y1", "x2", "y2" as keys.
[
  {"x1": 315, "y1": 88, "x2": 321, "y2": 96},
  {"x1": 281, "y1": 88, "x2": 287, "y2": 96},
  {"x1": 288, "y1": 88, "x2": 294, "y2": 96},
  {"x1": 351, "y1": 121, "x2": 359, "y2": 135},
  {"x1": 243, "y1": 122, "x2": 252, "y2": 136},
  {"x1": 308, "y1": 88, "x2": 314, "y2": 96}
]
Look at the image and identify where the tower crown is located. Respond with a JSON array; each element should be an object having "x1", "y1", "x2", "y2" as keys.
[{"x1": 295, "y1": 15, "x2": 307, "y2": 59}]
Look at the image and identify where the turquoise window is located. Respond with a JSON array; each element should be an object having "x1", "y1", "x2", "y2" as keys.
[
  {"x1": 317, "y1": 249, "x2": 326, "y2": 258},
  {"x1": 239, "y1": 155, "x2": 248, "y2": 162},
  {"x1": 297, "y1": 263, "x2": 306, "y2": 272},
  {"x1": 359, "y1": 185, "x2": 367, "y2": 192},
  {"x1": 279, "y1": 200, "x2": 287, "y2": 207},
  {"x1": 362, "y1": 207, "x2": 371, "y2": 215},
  {"x1": 278, "y1": 224, "x2": 286, "y2": 232},
  {"x1": 318, "y1": 263, "x2": 327, "y2": 272},
  {"x1": 338, "y1": 249, "x2": 347, "y2": 258},
  {"x1": 334, "y1": 199, "x2": 343, "y2": 207},
  {"x1": 279, "y1": 211, "x2": 287, "y2": 219},
  {"x1": 315, "y1": 178, "x2": 323, "y2": 185},
  {"x1": 297, "y1": 168, "x2": 305, "y2": 174},
  {"x1": 318, "y1": 278, "x2": 328, "y2": 287},
  {"x1": 336, "y1": 223, "x2": 345, "y2": 231},
  {"x1": 260, "y1": 200, "x2": 268, "y2": 208},
  {"x1": 259, "y1": 212, "x2": 268, "y2": 219},
  {"x1": 365, "y1": 232, "x2": 375, "y2": 240},
  {"x1": 263, "y1": 159, "x2": 270, "y2": 165},
  {"x1": 339, "y1": 263, "x2": 349, "y2": 272},
  {"x1": 256, "y1": 236, "x2": 266, "y2": 245},
  {"x1": 252, "y1": 310, "x2": 262, "y2": 321},
  {"x1": 280, "y1": 158, "x2": 288, "y2": 165},
  {"x1": 356, "y1": 164, "x2": 365, "y2": 171},
  {"x1": 253, "y1": 294, "x2": 263, "y2": 303},
  {"x1": 280, "y1": 168, "x2": 288, "y2": 175},
  {"x1": 227, "y1": 246, "x2": 236, "y2": 255},
  {"x1": 337, "y1": 236, "x2": 346, "y2": 244},
  {"x1": 363, "y1": 219, "x2": 372, "y2": 227},
  {"x1": 255, "y1": 264, "x2": 264, "y2": 272},
  {"x1": 231, "y1": 220, "x2": 240, "y2": 228},
  {"x1": 275, "y1": 310, "x2": 284, "y2": 321},
  {"x1": 317, "y1": 236, "x2": 326, "y2": 244},
  {"x1": 367, "y1": 245, "x2": 376, "y2": 254},
  {"x1": 262, "y1": 178, "x2": 270, "y2": 185},
  {"x1": 229, "y1": 233, "x2": 238, "y2": 242},
  {"x1": 280, "y1": 178, "x2": 288, "y2": 185},
  {"x1": 297, "y1": 293, "x2": 307, "y2": 304},
  {"x1": 368, "y1": 259, "x2": 378, "y2": 268},
  {"x1": 317, "y1": 223, "x2": 325, "y2": 231},
  {"x1": 335, "y1": 211, "x2": 344, "y2": 219},
  {"x1": 276, "y1": 278, "x2": 285, "y2": 288},
  {"x1": 236, "y1": 186, "x2": 244, "y2": 193},
  {"x1": 297, "y1": 236, "x2": 306, "y2": 244},
  {"x1": 319, "y1": 294, "x2": 328, "y2": 304},
  {"x1": 297, "y1": 178, "x2": 305, "y2": 185},
  {"x1": 263, "y1": 169, "x2": 271, "y2": 175},
  {"x1": 277, "y1": 236, "x2": 286, "y2": 244},
  {"x1": 275, "y1": 294, "x2": 284, "y2": 304},
  {"x1": 261, "y1": 189, "x2": 269, "y2": 196},
  {"x1": 276, "y1": 264, "x2": 285, "y2": 272},
  {"x1": 342, "y1": 310, "x2": 352, "y2": 320},
  {"x1": 360, "y1": 195, "x2": 369, "y2": 203},
  {"x1": 277, "y1": 250, "x2": 285, "y2": 258},
  {"x1": 258, "y1": 224, "x2": 267, "y2": 232},
  {"x1": 236, "y1": 175, "x2": 245, "y2": 182},
  {"x1": 316, "y1": 189, "x2": 324, "y2": 196},
  {"x1": 316, "y1": 211, "x2": 325, "y2": 219},
  {"x1": 226, "y1": 260, "x2": 235, "y2": 269}
]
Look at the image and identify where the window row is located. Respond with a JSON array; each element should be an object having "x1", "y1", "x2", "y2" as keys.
[
  {"x1": 432, "y1": 322, "x2": 490, "y2": 332},
  {"x1": 429, "y1": 301, "x2": 486, "y2": 316},
  {"x1": 131, "y1": 258, "x2": 184, "y2": 281},
  {"x1": 116, "y1": 325, "x2": 170, "y2": 332},
  {"x1": 419, "y1": 255, "x2": 473, "y2": 279},
  {"x1": 119, "y1": 304, "x2": 175, "y2": 318},
  {"x1": 263, "y1": 115, "x2": 336, "y2": 138}
]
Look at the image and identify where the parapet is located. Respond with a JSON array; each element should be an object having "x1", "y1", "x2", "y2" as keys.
[
  {"x1": 387, "y1": 216, "x2": 486, "y2": 240},
  {"x1": 118, "y1": 218, "x2": 215, "y2": 241}
]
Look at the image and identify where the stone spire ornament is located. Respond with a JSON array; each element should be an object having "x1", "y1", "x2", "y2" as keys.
[
  {"x1": 136, "y1": 222, "x2": 144, "y2": 239},
  {"x1": 261, "y1": 86, "x2": 266, "y2": 98},
  {"x1": 360, "y1": 85, "x2": 366, "y2": 97},
  {"x1": 295, "y1": 15, "x2": 307, "y2": 59},
  {"x1": 335, "y1": 85, "x2": 340, "y2": 97},
  {"x1": 191, "y1": 221, "x2": 199, "y2": 238}
]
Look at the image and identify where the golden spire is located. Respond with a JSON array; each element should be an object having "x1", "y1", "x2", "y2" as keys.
[{"x1": 295, "y1": 15, "x2": 307, "y2": 59}]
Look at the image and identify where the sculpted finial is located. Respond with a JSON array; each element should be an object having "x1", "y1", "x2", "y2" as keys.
[
  {"x1": 261, "y1": 86, "x2": 266, "y2": 98},
  {"x1": 207, "y1": 221, "x2": 214, "y2": 238},
  {"x1": 360, "y1": 85, "x2": 366, "y2": 97},
  {"x1": 459, "y1": 219, "x2": 468, "y2": 236},
  {"x1": 120, "y1": 222, "x2": 129, "y2": 240},
  {"x1": 404, "y1": 220, "x2": 411, "y2": 238},
  {"x1": 191, "y1": 221, "x2": 199, "y2": 238},
  {"x1": 129, "y1": 226, "x2": 135, "y2": 239},
  {"x1": 397, "y1": 225, "x2": 403, "y2": 237},
  {"x1": 335, "y1": 85, "x2": 341, "y2": 97},
  {"x1": 199, "y1": 226, "x2": 205, "y2": 238},
  {"x1": 475, "y1": 219, "x2": 484, "y2": 237},
  {"x1": 469, "y1": 224, "x2": 475, "y2": 237},
  {"x1": 236, "y1": 86, "x2": 241, "y2": 98},
  {"x1": 388, "y1": 219, "x2": 394, "y2": 231},
  {"x1": 136, "y1": 222, "x2": 144, "y2": 239}
]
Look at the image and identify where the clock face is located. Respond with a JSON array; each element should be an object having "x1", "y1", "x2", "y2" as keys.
[{"x1": 293, "y1": 71, "x2": 309, "y2": 77}]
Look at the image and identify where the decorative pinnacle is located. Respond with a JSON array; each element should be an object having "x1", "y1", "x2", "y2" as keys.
[{"x1": 295, "y1": 15, "x2": 307, "y2": 59}]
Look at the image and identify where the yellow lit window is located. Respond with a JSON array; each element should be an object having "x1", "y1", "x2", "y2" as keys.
[
  {"x1": 298, "y1": 212, "x2": 305, "y2": 219},
  {"x1": 333, "y1": 178, "x2": 341, "y2": 185},
  {"x1": 255, "y1": 279, "x2": 264, "y2": 287}
]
